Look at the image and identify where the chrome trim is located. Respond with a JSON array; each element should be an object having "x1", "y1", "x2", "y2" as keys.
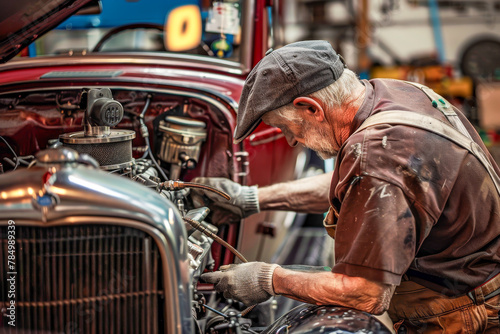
[
  {"x1": 38, "y1": 66, "x2": 245, "y2": 87},
  {"x1": 240, "y1": 0, "x2": 256, "y2": 73},
  {"x1": 262, "y1": 304, "x2": 393, "y2": 333},
  {"x1": 59, "y1": 130, "x2": 136, "y2": 144},
  {"x1": 0, "y1": 53, "x2": 246, "y2": 75}
]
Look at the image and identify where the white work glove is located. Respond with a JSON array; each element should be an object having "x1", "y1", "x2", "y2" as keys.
[
  {"x1": 191, "y1": 177, "x2": 260, "y2": 225},
  {"x1": 200, "y1": 262, "x2": 280, "y2": 306}
]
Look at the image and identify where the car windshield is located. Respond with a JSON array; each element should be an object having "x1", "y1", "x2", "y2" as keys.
[{"x1": 30, "y1": 0, "x2": 245, "y2": 64}]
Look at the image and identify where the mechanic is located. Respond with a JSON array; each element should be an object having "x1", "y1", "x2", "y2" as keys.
[{"x1": 199, "y1": 40, "x2": 500, "y2": 333}]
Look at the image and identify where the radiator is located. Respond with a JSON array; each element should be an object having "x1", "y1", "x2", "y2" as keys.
[{"x1": 0, "y1": 225, "x2": 165, "y2": 333}]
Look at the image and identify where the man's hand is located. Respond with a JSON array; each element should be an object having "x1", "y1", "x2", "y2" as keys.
[
  {"x1": 200, "y1": 262, "x2": 280, "y2": 306},
  {"x1": 191, "y1": 177, "x2": 260, "y2": 225}
]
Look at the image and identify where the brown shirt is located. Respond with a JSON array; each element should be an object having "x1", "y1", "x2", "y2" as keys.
[{"x1": 330, "y1": 78, "x2": 500, "y2": 295}]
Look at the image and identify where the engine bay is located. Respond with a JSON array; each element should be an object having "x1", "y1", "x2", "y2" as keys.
[
  {"x1": 0, "y1": 86, "x2": 266, "y2": 333},
  {"x1": 0, "y1": 87, "x2": 235, "y2": 178}
]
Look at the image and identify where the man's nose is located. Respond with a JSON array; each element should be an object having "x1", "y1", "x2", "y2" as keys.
[{"x1": 285, "y1": 134, "x2": 298, "y2": 147}]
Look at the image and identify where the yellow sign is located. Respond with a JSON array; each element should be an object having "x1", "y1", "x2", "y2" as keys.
[{"x1": 164, "y1": 5, "x2": 202, "y2": 52}]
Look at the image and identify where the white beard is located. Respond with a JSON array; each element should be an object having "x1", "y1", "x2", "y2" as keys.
[{"x1": 303, "y1": 122, "x2": 338, "y2": 160}]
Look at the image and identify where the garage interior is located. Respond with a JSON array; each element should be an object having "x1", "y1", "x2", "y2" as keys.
[{"x1": 0, "y1": 0, "x2": 500, "y2": 333}]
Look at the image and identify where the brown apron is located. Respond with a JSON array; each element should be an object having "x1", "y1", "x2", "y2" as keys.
[{"x1": 388, "y1": 277, "x2": 500, "y2": 333}]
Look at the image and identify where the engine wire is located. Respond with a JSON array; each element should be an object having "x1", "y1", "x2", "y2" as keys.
[
  {"x1": 139, "y1": 96, "x2": 151, "y2": 159},
  {"x1": 138, "y1": 95, "x2": 169, "y2": 181},
  {"x1": 240, "y1": 304, "x2": 256, "y2": 317},
  {"x1": 183, "y1": 217, "x2": 247, "y2": 263},
  {"x1": 160, "y1": 180, "x2": 230, "y2": 200},
  {"x1": 202, "y1": 304, "x2": 228, "y2": 318},
  {"x1": 0, "y1": 135, "x2": 19, "y2": 170},
  {"x1": 181, "y1": 182, "x2": 231, "y2": 200}
]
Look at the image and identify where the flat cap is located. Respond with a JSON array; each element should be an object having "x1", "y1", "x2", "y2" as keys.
[{"x1": 234, "y1": 40, "x2": 346, "y2": 144}]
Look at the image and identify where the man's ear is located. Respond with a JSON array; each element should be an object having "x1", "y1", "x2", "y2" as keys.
[{"x1": 293, "y1": 97, "x2": 325, "y2": 122}]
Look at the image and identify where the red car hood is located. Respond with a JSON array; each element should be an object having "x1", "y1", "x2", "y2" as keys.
[
  {"x1": 0, "y1": 0, "x2": 94, "y2": 64},
  {"x1": 0, "y1": 56, "x2": 245, "y2": 105}
]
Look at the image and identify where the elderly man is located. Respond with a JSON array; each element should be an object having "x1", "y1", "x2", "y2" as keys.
[{"x1": 200, "y1": 40, "x2": 500, "y2": 333}]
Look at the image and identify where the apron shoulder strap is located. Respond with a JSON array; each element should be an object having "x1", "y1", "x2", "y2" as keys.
[
  {"x1": 403, "y1": 80, "x2": 473, "y2": 140},
  {"x1": 354, "y1": 110, "x2": 500, "y2": 197}
]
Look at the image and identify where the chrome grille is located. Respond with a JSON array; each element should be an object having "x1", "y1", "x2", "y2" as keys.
[{"x1": 0, "y1": 225, "x2": 164, "y2": 333}]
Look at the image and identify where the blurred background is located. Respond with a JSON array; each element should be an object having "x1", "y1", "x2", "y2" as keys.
[
  {"x1": 259, "y1": 0, "x2": 500, "y2": 167},
  {"x1": 276, "y1": 0, "x2": 500, "y2": 151}
]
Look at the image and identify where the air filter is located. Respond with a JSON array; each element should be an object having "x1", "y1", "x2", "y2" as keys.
[
  {"x1": 60, "y1": 130, "x2": 135, "y2": 170},
  {"x1": 59, "y1": 88, "x2": 135, "y2": 170}
]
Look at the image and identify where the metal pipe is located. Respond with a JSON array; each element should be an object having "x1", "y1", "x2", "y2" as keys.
[
  {"x1": 182, "y1": 217, "x2": 246, "y2": 263},
  {"x1": 160, "y1": 180, "x2": 231, "y2": 201}
]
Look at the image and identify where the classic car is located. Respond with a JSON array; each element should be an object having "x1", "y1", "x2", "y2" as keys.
[{"x1": 0, "y1": 0, "x2": 392, "y2": 332}]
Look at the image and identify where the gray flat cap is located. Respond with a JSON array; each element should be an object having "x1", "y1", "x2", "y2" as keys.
[{"x1": 234, "y1": 40, "x2": 346, "y2": 144}]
